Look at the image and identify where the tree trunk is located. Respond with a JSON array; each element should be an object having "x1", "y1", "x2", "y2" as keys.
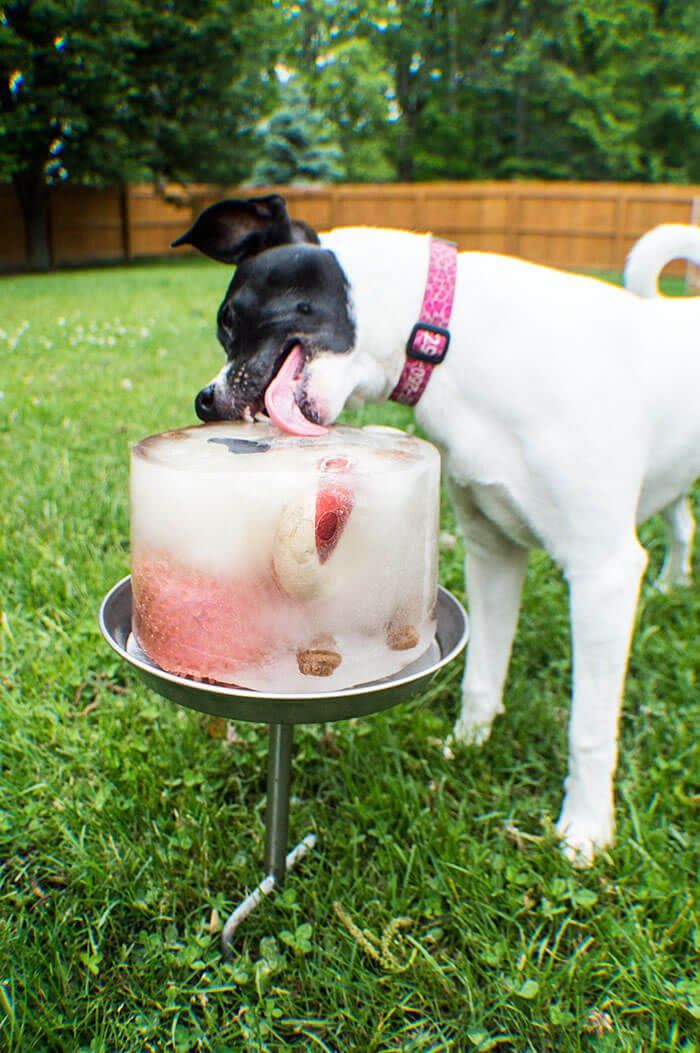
[
  {"x1": 397, "y1": 126, "x2": 416, "y2": 182},
  {"x1": 395, "y1": 59, "x2": 417, "y2": 181},
  {"x1": 13, "y1": 167, "x2": 52, "y2": 271},
  {"x1": 447, "y1": 0, "x2": 458, "y2": 118},
  {"x1": 514, "y1": 0, "x2": 531, "y2": 165}
]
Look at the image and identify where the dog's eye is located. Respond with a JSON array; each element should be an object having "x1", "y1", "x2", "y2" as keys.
[{"x1": 296, "y1": 302, "x2": 313, "y2": 315}]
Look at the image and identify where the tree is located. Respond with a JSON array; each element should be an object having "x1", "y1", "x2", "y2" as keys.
[
  {"x1": 250, "y1": 79, "x2": 344, "y2": 185},
  {"x1": 3, "y1": 0, "x2": 700, "y2": 272},
  {"x1": 496, "y1": 0, "x2": 700, "y2": 181},
  {"x1": 0, "y1": 0, "x2": 271, "y2": 269},
  {"x1": 314, "y1": 38, "x2": 396, "y2": 180},
  {"x1": 271, "y1": 0, "x2": 398, "y2": 180}
]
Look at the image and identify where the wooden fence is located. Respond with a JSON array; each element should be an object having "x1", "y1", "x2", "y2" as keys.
[{"x1": 3, "y1": 180, "x2": 700, "y2": 274}]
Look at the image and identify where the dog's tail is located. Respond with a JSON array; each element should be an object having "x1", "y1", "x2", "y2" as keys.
[{"x1": 624, "y1": 223, "x2": 700, "y2": 297}]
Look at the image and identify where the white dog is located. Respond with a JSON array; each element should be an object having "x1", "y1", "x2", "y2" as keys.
[{"x1": 175, "y1": 198, "x2": 700, "y2": 863}]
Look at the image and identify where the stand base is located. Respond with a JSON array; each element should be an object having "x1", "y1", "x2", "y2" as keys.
[
  {"x1": 221, "y1": 833, "x2": 317, "y2": 958},
  {"x1": 221, "y1": 723, "x2": 315, "y2": 955}
]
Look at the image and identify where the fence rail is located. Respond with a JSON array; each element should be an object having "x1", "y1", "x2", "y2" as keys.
[{"x1": 3, "y1": 180, "x2": 700, "y2": 274}]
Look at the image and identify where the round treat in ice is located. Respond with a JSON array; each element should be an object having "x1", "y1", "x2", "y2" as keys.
[{"x1": 130, "y1": 421, "x2": 440, "y2": 692}]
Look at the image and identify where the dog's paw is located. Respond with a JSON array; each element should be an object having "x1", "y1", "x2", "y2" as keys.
[
  {"x1": 452, "y1": 710, "x2": 500, "y2": 747},
  {"x1": 654, "y1": 569, "x2": 692, "y2": 594},
  {"x1": 555, "y1": 809, "x2": 614, "y2": 868}
]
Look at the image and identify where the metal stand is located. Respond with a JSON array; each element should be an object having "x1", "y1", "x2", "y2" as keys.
[
  {"x1": 221, "y1": 723, "x2": 317, "y2": 957},
  {"x1": 98, "y1": 577, "x2": 468, "y2": 956}
]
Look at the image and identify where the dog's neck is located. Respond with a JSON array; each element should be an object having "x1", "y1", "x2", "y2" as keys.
[{"x1": 321, "y1": 228, "x2": 432, "y2": 400}]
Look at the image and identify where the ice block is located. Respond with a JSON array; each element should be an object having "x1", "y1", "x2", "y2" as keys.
[{"x1": 130, "y1": 421, "x2": 440, "y2": 692}]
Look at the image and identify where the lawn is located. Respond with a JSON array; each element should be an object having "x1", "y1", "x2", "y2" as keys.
[{"x1": 0, "y1": 259, "x2": 698, "y2": 1053}]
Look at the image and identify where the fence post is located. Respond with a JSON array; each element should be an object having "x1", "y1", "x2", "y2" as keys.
[
  {"x1": 507, "y1": 186, "x2": 521, "y2": 257},
  {"x1": 120, "y1": 184, "x2": 133, "y2": 260},
  {"x1": 686, "y1": 196, "x2": 700, "y2": 292},
  {"x1": 414, "y1": 184, "x2": 424, "y2": 231},
  {"x1": 614, "y1": 190, "x2": 626, "y2": 269},
  {"x1": 328, "y1": 184, "x2": 340, "y2": 229}
]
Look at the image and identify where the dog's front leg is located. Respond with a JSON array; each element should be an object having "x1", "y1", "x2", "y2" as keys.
[
  {"x1": 450, "y1": 487, "x2": 528, "y2": 745},
  {"x1": 557, "y1": 539, "x2": 648, "y2": 864}
]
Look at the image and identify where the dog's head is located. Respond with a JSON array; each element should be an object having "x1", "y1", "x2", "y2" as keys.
[{"x1": 173, "y1": 194, "x2": 357, "y2": 434}]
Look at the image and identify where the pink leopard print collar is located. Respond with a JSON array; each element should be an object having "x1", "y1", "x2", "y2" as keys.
[{"x1": 390, "y1": 237, "x2": 457, "y2": 406}]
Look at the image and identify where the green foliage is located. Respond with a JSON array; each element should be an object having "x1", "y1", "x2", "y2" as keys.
[
  {"x1": 0, "y1": 0, "x2": 276, "y2": 265},
  {"x1": 0, "y1": 260, "x2": 699, "y2": 1050},
  {"x1": 1, "y1": 0, "x2": 127, "y2": 185},
  {"x1": 0, "y1": 0, "x2": 274, "y2": 187},
  {"x1": 313, "y1": 37, "x2": 397, "y2": 180},
  {"x1": 251, "y1": 34, "x2": 397, "y2": 184},
  {"x1": 269, "y1": 0, "x2": 700, "y2": 184},
  {"x1": 251, "y1": 79, "x2": 345, "y2": 185},
  {"x1": 2, "y1": 0, "x2": 700, "y2": 194},
  {"x1": 520, "y1": 0, "x2": 700, "y2": 182}
]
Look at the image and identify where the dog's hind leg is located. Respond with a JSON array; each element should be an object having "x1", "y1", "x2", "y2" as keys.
[
  {"x1": 557, "y1": 536, "x2": 648, "y2": 864},
  {"x1": 449, "y1": 487, "x2": 528, "y2": 746},
  {"x1": 656, "y1": 495, "x2": 695, "y2": 591}
]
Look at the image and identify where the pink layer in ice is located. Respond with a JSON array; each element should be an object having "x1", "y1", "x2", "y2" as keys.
[{"x1": 132, "y1": 551, "x2": 299, "y2": 684}]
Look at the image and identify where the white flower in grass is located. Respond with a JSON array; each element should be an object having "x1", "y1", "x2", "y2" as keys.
[{"x1": 120, "y1": 378, "x2": 133, "y2": 391}]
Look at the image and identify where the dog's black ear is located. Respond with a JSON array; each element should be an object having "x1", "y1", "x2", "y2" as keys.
[
  {"x1": 290, "y1": 219, "x2": 321, "y2": 246},
  {"x1": 171, "y1": 194, "x2": 318, "y2": 263}
]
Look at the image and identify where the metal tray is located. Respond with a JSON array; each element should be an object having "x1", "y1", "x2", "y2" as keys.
[{"x1": 99, "y1": 576, "x2": 468, "y2": 724}]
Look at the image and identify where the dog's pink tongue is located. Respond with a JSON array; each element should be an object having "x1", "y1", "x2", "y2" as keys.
[{"x1": 265, "y1": 346, "x2": 328, "y2": 437}]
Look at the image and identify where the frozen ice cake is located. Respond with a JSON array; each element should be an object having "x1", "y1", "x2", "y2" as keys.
[{"x1": 130, "y1": 421, "x2": 440, "y2": 692}]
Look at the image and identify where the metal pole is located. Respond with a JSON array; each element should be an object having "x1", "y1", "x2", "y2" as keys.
[
  {"x1": 264, "y1": 723, "x2": 293, "y2": 885},
  {"x1": 221, "y1": 721, "x2": 317, "y2": 956},
  {"x1": 686, "y1": 196, "x2": 700, "y2": 293}
]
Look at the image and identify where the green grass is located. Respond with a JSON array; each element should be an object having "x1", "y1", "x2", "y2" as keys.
[{"x1": 0, "y1": 260, "x2": 698, "y2": 1053}]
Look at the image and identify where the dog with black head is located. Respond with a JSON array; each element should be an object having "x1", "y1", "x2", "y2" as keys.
[{"x1": 174, "y1": 195, "x2": 700, "y2": 864}]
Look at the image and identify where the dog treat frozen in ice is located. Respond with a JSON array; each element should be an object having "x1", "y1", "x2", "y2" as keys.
[{"x1": 130, "y1": 421, "x2": 440, "y2": 692}]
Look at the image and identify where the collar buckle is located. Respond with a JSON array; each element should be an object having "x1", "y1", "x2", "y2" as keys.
[{"x1": 406, "y1": 322, "x2": 451, "y2": 364}]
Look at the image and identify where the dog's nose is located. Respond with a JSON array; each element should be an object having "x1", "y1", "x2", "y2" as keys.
[{"x1": 195, "y1": 384, "x2": 219, "y2": 422}]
